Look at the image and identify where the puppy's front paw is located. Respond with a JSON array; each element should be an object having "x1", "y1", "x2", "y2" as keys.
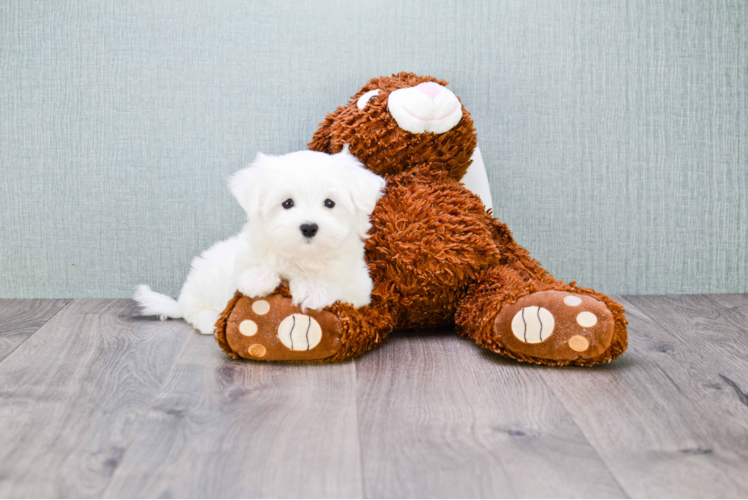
[
  {"x1": 289, "y1": 279, "x2": 337, "y2": 311},
  {"x1": 237, "y1": 267, "x2": 281, "y2": 298}
]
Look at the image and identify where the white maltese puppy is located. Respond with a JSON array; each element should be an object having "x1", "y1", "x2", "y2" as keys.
[{"x1": 134, "y1": 148, "x2": 386, "y2": 334}]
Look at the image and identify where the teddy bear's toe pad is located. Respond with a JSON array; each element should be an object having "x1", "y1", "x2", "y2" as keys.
[
  {"x1": 224, "y1": 295, "x2": 342, "y2": 361},
  {"x1": 494, "y1": 290, "x2": 615, "y2": 362}
]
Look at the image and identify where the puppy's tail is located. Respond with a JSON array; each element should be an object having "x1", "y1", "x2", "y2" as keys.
[{"x1": 133, "y1": 284, "x2": 183, "y2": 321}]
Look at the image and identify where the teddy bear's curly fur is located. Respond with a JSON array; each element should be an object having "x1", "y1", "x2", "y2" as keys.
[{"x1": 215, "y1": 72, "x2": 627, "y2": 366}]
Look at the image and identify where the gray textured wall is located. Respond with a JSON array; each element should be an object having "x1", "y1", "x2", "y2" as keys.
[{"x1": 1, "y1": 0, "x2": 746, "y2": 298}]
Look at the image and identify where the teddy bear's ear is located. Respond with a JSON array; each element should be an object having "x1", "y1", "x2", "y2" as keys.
[
  {"x1": 229, "y1": 152, "x2": 270, "y2": 217},
  {"x1": 336, "y1": 145, "x2": 386, "y2": 215}
]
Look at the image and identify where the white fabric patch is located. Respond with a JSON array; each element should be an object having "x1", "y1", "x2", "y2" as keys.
[
  {"x1": 357, "y1": 89, "x2": 380, "y2": 109},
  {"x1": 461, "y1": 145, "x2": 493, "y2": 210},
  {"x1": 576, "y1": 311, "x2": 598, "y2": 328},
  {"x1": 511, "y1": 306, "x2": 555, "y2": 343},
  {"x1": 239, "y1": 319, "x2": 258, "y2": 336},
  {"x1": 387, "y1": 83, "x2": 463, "y2": 134},
  {"x1": 252, "y1": 299, "x2": 270, "y2": 315},
  {"x1": 277, "y1": 314, "x2": 322, "y2": 351},
  {"x1": 564, "y1": 295, "x2": 582, "y2": 306}
]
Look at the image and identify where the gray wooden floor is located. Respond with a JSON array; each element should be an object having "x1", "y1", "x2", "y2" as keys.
[{"x1": 1, "y1": 295, "x2": 747, "y2": 498}]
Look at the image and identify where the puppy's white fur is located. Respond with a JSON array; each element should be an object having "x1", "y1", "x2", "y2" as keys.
[{"x1": 134, "y1": 148, "x2": 386, "y2": 334}]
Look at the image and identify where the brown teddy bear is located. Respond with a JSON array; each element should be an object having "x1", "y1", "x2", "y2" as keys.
[{"x1": 215, "y1": 72, "x2": 627, "y2": 366}]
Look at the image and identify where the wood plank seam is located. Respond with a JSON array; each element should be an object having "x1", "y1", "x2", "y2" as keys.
[
  {"x1": 0, "y1": 299, "x2": 72, "y2": 367},
  {"x1": 352, "y1": 359, "x2": 368, "y2": 499},
  {"x1": 534, "y1": 380, "x2": 630, "y2": 498},
  {"x1": 99, "y1": 330, "x2": 195, "y2": 499}
]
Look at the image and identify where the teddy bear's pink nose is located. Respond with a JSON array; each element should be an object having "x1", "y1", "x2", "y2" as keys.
[{"x1": 415, "y1": 82, "x2": 444, "y2": 101}]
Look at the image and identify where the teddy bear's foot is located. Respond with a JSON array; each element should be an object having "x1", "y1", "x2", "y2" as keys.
[
  {"x1": 216, "y1": 293, "x2": 343, "y2": 362},
  {"x1": 492, "y1": 290, "x2": 619, "y2": 365}
]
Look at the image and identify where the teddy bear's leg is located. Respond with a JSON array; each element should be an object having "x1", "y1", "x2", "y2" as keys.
[
  {"x1": 214, "y1": 282, "x2": 397, "y2": 362},
  {"x1": 455, "y1": 242, "x2": 628, "y2": 366}
]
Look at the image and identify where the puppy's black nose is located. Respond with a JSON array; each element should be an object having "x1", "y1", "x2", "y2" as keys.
[{"x1": 300, "y1": 223, "x2": 318, "y2": 238}]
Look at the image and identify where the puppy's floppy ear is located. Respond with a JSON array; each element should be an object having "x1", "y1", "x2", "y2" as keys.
[
  {"x1": 336, "y1": 144, "x2": 386, "y2": 215},
  {"x1": 229, "y1": 152, "x2": 271, "y2": 217}
]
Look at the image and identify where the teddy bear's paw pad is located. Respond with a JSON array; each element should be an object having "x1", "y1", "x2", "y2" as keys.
[
  {"x1": 510, "y1": 306, "x2": 555, "y2": 343},
  {"x1": 494, "y1": 290, "x2": 615, "y2": 362},
  {"x1": 277, "y1": 314, "x2": 322, "y2": 351},
  {"x1": 224, "y1": 295, "x2": 342, "y2": 361}
]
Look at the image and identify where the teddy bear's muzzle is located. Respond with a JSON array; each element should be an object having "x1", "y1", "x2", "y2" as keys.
[{"x1": 387, "y1": 82, "x2": 463, "y2": 135}]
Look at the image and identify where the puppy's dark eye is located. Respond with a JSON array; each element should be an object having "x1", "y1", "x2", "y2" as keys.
[
  {"x1": 324, "y1": 199, "x2": 335, "y2": 209},
  {"x1": 282, "y1": 199, "x2": 294, "y2": 209}
]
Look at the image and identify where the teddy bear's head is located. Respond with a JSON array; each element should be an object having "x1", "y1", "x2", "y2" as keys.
[{"x1": 309, "y1": 72, "x2": 477, "y2": 180}]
